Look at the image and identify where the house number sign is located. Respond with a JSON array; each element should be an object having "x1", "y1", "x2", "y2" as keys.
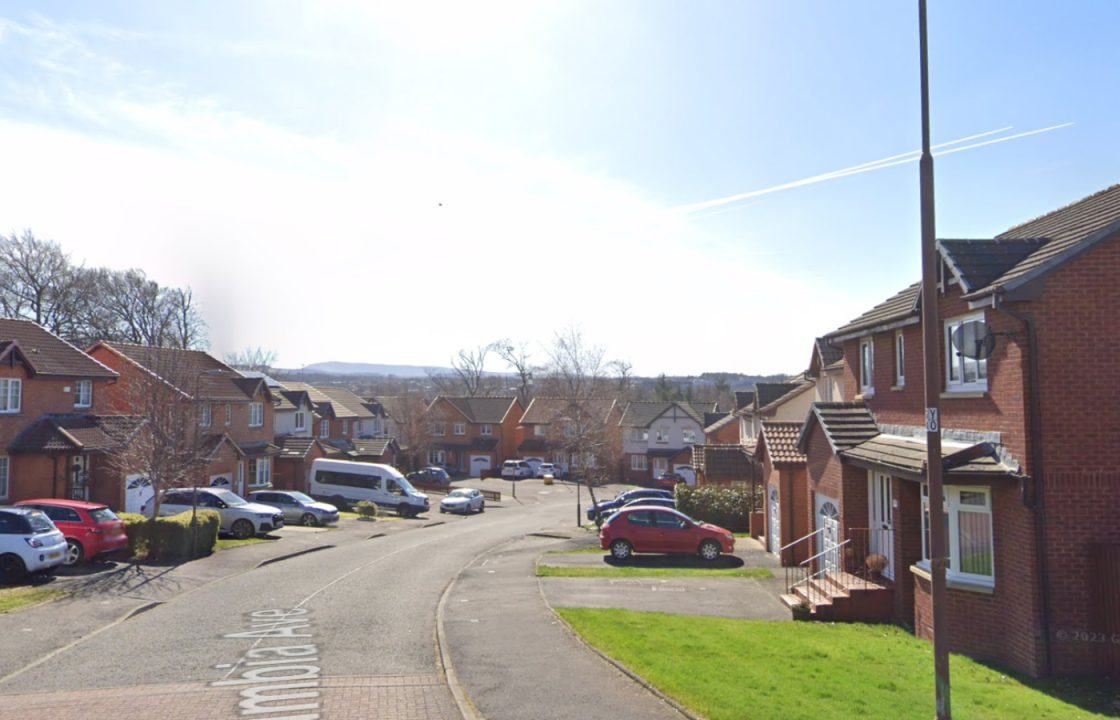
[{"x1": 925, "y1": 408, "x2": 939, "y2": 433}]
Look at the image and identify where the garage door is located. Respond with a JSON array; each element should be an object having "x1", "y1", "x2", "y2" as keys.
[
  {"x1": 673, "y1": 464, "x2": 696, "y2": 486},
  {"x1": 469, "y1": 455, "x2": 491, "y2": 478},
  {"x1": 125, "y1": 474, "x2": 154, "y2": 514}
]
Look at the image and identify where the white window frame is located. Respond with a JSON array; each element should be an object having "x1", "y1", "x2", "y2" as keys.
[
  {"x1": 630, "y1": 454, "x2": 648, "y2": 471},
  {"x1": 921, "y1": 484, "x2": 995, "y2": 586},
  {"x1": 533, "y1": 425, "x2": 546, "y2": 437},
  {"x1": 0, "y1": 456, "x2": 8, "y2": 500},
  {"x1": 859, "y1": 337, "x2": 875, "y2": 395},
  {"x1": 249, "y1": 402, "x2": 264, "y2": 427},
  {"x1": 320, "y1": 419, "x2": 330, "y2": 438},
  {"x1": 199, "y1": 402, "x2": 212, "y2": 428},
  {"x1": 0, "y1": 378, "x2": 21, "y2": 414},
  {"x1": 74, "y1": 379, "x2": 93, "y2": 408},
  {"x1": 429, "y1": 422, "x2": 445, "y2": 436},
  {"x1": 655, "y1": 425, "x2": 669, "y2": 443},
  {"x1": 653, "y1": 457, "x2": 668, "y2": 473},
  {"x1": 249, "y1": 457, "x2": 271, "y2": 488},
  {"x1": 428, "y1": 449, "x2": 446, "y2": 465},
  {"x1": 341, "y1": 419, "x2": 350, "y2": 436},
  {"x1": 294, "y1": 410, "x2": 306, "y2": 430},
  {"x1": 629, "y1": 428, "x2": 648, "y2": 442},
  {"x1": 225, "y1": 403, "x2": 232, "y2": 426},
  {"x1": 945, "y1": 313, "x2": 989, "y2": 393},
  {"x1": 453, "y1": 422, "x2": 466, "y2": 436},
  {"x1": 682, "y1": 429, "x2": 696, "y2": 444},
  {"x1": 894, "y1": 330, "x2": 905, "y2": 387},
  {"x1": 480, "y1": 424, "x2": 492, "y2": 436}
]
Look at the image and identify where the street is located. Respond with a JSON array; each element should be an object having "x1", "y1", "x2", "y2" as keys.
[{"x1": 0, "y1": 480, "x2": 624, "y2": 720}]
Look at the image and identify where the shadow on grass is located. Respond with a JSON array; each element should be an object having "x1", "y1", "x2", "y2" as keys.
[
  {"x1": 972, "y1": 657, "x2": 1120, "y2": 717},
  {"x1": 605, "y1": 554, "x2": 745, "y2": 570}
]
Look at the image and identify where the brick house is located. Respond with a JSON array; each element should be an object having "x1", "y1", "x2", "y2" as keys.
[
  {"x1": 617, "y1": 401, "x2": 710, "y2": 485},
  {"x1": 737, "y1": 380, "x2": 815, "y2": 447},
  {"x1": 756, "y1": 422, "x2": 809, "y2": 565},
  {"x1": 272, "y1": 436, "x2": 329, "y2": 493},
  {"x1": 516, "y1": 397, "x2": 575, "y2": 468},
  {"x1": 0, "y1": 319, "x2": 146, "y2": 510},
  {"x1": 702, "y1": 412, "x2": 739, "y2": 444},
  {"x1": 787, "y1": 183, "x2": 1120, "y2": 679},
  {"x1": 280, "y1": 383, "x2": 385, "y2": 446},
  {"x1": 425, "y1": 396, "x2": 523, "y2": 476},
  {"x1": 88, "y1": 342, "x2": 279, "y2": 499}
]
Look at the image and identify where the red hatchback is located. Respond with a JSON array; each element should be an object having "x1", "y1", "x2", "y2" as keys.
[
  {"x1": 599, "y1": 506, "x2": 735, "y2": 562},
  {"x1": 16, "y1": 499, "x2": 129, "y2": 566}
]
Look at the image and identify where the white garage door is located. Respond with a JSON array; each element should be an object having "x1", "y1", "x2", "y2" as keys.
[
  {"x1": 673, "y1": 464, "x2": 696, "y2": 486},
  {"x1": 125, "y1": 474, "x2": 154, "y2": 514},
  {"x1": 768, "y1": 486, "x2": 781, "y2": 554},
  {"x1": 469, "y1": 455, "x2": 491, "y2": 478}
]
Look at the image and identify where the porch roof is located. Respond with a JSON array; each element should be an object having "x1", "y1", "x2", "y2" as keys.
[
  {"x1": 275, "y1": 435, "x2": 321, "y2": 460},
  {"x1": 840, "y1": 434, "x2": 1018, "y2": 480},
  {"x1": 797, "y1": 402, "x2": 880, "y2": 454},
  {"x1": 236, "y1": 440, "x2": 281, "y2": 459},
  {"x1": 9, "y1": 414, "x2": 145, "y2": 454}
]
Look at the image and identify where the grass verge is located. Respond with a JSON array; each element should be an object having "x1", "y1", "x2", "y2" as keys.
[
  {"x1": 214, "y1": 535, "x2": 277, "y2": 551},
  {"x1": 555, "y1": 608, "x2": 1117, "y2": 720},
  {"x1": 537, "y1": 565, "x2": 772, "y2": 579},
  {"x1": 0, "y1": 586, "x2": 67, "y2": 613},
  {"x1": 545, "y1": 547, "x2": 608, "y2": 555}
]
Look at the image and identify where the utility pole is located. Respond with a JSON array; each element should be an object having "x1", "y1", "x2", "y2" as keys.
[{"x1": 917, "y1": 1, "x2": 951, "y2": 717}]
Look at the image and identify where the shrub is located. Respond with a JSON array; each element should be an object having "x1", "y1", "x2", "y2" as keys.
[
  {"x1": 675, "y1": 485, "x2": 756, "y2": 532},
  {"x1": 120, "y1": 509, "x2": 221, "y2": 560},
  {"x1": 354, "y1": 500, "x2": 380, "y2": 520}
]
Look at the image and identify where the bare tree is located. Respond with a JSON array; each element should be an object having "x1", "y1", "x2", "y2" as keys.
[
  {"x1": 447, "y1": 343, "x2": 495, "y2": 397},
  {"x1": 166, "y1": 287, "x2": 208, "y2": 349},
  {"x1": 495, "y1": 339, "x2": 535, "y2": 408},
  {"x1": 0, "y1": 230, "x2": 95, "y2": 336},
  {"x1": 376, "y1": 391, "x2": 433, "y2": 471},
  {"x1": 225, "y1": 347, "x2": 278, "y2": 373},
  {"x1": 608, "y1": 359, "x2": 634, "y2": 401}
]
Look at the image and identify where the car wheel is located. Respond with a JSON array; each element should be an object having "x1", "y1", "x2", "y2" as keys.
[
  {"x1": 397, "y1": 505, "x2": 413, "y2": 518},
  {"x1": 610, "y1": 540, "x2": 632, "y2": 562},
  {"x1": 478, "y1": 501, "x2": 485, "y2": 513},
  {"x1": 439, "y1": 507, "x2": 446, "y2": 514},
  {"x1": 331, "y1": 496, "x2": 348, "y2": 512},
  {"x1": 232, "y1": 519, "x2": 255, "y2": 540},
  {"x1": 299, "y1": 513, "x2": 318, "y2": 527},
  {"x1": 699, "y1": 539, "x2": 721, "y2": 562},
  {"x1": 64, "y1": 539, "x2": 85, "y2": 566},
  {"x1": 0, "y1": 553, "x2": 27, "y2": 582}
]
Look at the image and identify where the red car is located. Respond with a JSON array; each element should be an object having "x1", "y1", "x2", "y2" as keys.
[
  {"x1": 599, "y1": 506, "x2": 735, "y2": 561},
  {"x1": 15, "y1": 499, "x2": 129, "y2": 566}
]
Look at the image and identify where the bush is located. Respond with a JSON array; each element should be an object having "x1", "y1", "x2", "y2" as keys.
[
  {"x1": 675, "y1": 485, "x2": 756, "y2": 532},
  {"x1": 120, "y1": 509, "x2": 221, "y2": 560},
  {"x1": 354, "y1": 500, "x2": 380, "y2": 520}
]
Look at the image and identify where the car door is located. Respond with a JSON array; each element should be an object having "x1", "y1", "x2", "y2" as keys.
[
  {"x1": 623, "y1": 511, "x2": 659, "y2": 552},
  {"x1": 48, "y1": 506, "x2": 87, "y2": 547},
  {"x1": 653, "y1": 511, "x2": 693, "y2": 553}
]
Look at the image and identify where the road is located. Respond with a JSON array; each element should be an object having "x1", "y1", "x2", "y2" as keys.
[{"x1": 0, "y1": 480, "x2": 593, "y2": 720}]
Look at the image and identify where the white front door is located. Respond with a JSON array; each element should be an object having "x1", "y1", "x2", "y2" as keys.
[
  {"x1": 767, "y1": 486, "x2": 781, "y2": 554},
  {"x1": 469, "y1": 455, "x2": 491, "y2": 477},
  {"x1": 868, "y1": 471, "x2": 895, "y2": 579},
  {"x1": 815, "y1": 494, "x2": 841, "y2": 574}
]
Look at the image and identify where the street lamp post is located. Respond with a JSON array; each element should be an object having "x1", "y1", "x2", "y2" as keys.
[{"x1": 917, "y1": 1, "x2": 951, "y2": 717}]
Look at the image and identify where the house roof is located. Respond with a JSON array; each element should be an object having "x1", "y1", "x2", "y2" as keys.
[
  {"x1": 519, "y1": 397, "x2": 572, "y2": 425},
  {"x1": 275, "y1": 436, "x2": 321, "y2": 460},
  {"x1": 9, "y1": 414, "x2": 144, "y2": 454},
  {"x1": 349, "y1": 437, "x2": 397, "y2": 457},
  {"x1": 439, "y1": 396, "x2": 519, "y2": 424},
  {"x1": 98, "y1": 342, "x2": 264, "y2": 402},
  {"x1": 703, "y1": 412, "x2": 737, "y2": 434},
  {"x1": 937, "y1": 237, "x2": 1050, "y2": 293},
  {"x1": 0, "y1": 319, "x2": 117, "y2": 379},
  {"x1": 760, "y1": 422, "x2": 806, "y2": 464},
  {"x1": 827, "y1": 282, "x2": 921, "y2": 340},
  {"x1": 618, "y1": 401, "x2": 703, "y2": 428},
  {"x1": 693, "y1": 444, "x2": 753, "y2": 478},
  {"x1": 809, "y1": 337, "x2": 844, "y2": 377},
  {"x1": 314, "y1": 387, "x2": 375, "y2": 419},
  {"x1": 798, "y1": 402, "x2": 880, "y2": 454},
  {"x1": 842, "y1": 435, "x2": 1017, "y2": 479},
  {"x1": 733, "y1": 391, "x2": 755, "y2": 411},
  {"x1": 370, "y1": 395, "x2": 411, "y2": 422},
  {"x1": 755, "y1": 382, "x2": 812, "y2": 411},
  {"x1": 237, "y1": 440, "x2": 280, "y2": 459},
  {"x1": 964, "y1": 183, "x2": 1120, "y2": 299}
]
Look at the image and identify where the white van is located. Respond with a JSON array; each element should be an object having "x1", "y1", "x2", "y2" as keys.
[
  {"x1": 309, "y1": 459, "x2": 430, "y2": 517},
  {"x1": 501, "y1": 459, "x2": 534, "y2": 479}
]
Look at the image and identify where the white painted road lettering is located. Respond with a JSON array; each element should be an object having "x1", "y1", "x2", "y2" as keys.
[{"x1": 213, "y1": 608, "x2": 322, "y2": 719}]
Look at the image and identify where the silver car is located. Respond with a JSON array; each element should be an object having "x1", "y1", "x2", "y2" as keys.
[
  {"x1": 248, "y1": 491, "x2": 340, "y2": 526},
  {"x1": 439, "y1": 488, "x2": 485, "y2": 515}
]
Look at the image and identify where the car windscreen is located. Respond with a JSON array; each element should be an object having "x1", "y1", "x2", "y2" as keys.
[
  {"x1": 449, "y1": 489, "x2": 472, "y2": 498},
  {"x1": 89, "y1": 507, "x2": 118, "y2": 523},
  {"x1": 26, "y1": 511, "x2": 55, "y2": 534},
  {"x1": 210, "y1": 489, "x2": 246, "y2": 506},
  {"x1": 288, "y1": 492, "x2": 315, "y2": 503}
]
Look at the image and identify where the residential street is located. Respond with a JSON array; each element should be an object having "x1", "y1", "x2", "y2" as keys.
[{"x1": 0, "y1": 480, "x2": 688, "y2": 720}]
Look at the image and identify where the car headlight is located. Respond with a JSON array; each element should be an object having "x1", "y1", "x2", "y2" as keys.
[{"x1": 257, "y1": 513, "x2": 273, "y2": 520}]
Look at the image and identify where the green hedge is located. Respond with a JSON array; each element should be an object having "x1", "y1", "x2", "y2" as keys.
[
  {"x1": 675, "y1": 485, "x2": 757, "y2": 532},
  {"x1": 119, "y1": 510, "x2": 221, "y2": 561}
]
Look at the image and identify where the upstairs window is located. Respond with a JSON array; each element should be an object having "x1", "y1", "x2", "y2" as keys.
[
  {"x1": 894, "y1": 330, "x2": 906, "y2": 388},
  {"x1": 859, "y1": 337, "x2": 875, "y2": 395},
  {"x1": 682, "y1": 429, "x2": 696, "y2": 444},
  {"x1": 429, "y1": 422, "x2": 445, "y2": 436},
  {"x1": 533, "y1": 425, "x2": 546, "y2": 437},
  {"x1": 74, "y1": 380, "x2": 92, "y2": 408},
  {"x1": 249, "y1": 402, "x2": 264, "y2": 427},
  {"x1": 0, "y1": 378, "x2": 22, "y2": 414},
  {"x1": 294, "y1": 411, "x2": 306, "y2": 430},
  {"x1": 655, "y1": 425, "x2": 669, "y2": 443},
  {"x1": 453, "y1": 422, "x2": 466, "y2": 436},
  {"x1": 199, "y1": 402, "x2": 212, "y2": 428},
  {"x1": 341, "y1": 419, "x2": 350, "y2": 436},
  {"x1": 945, "y1": 314, "x2": 988, "y2": 392},
  {"x1": 225, "y1": 404, "x2": 232, "y2": 426},
  {"x1": 320, "y1": 420, "x2": 330, "y2": 438},
  {"x1": 480, "y1": 424, "x2": 492, "y2": 436},
  {"x1": 629, "y1": 428, "x2": 647, "y2": 442}
]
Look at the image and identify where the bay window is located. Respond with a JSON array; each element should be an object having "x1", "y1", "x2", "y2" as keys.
[
  {"x1": 921, "y1": 484, "x2": 994, "y2": 586},
  {"x1": 248, "y1": 457, "x2": 271, "y2": 487}
]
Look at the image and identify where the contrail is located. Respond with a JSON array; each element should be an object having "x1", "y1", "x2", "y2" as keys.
[{"x1": 676, "y1": 122, "x2": 1073, "y2": 215}]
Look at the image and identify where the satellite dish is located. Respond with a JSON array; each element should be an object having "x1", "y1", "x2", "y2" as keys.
[{"x1": 952, "y1": 320, "x2": 996, "y2": 360}]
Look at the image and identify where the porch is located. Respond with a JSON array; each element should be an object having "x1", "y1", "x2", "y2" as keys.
[{"x1": 779, "y1": 526, "x2": 895, "y2": 622}]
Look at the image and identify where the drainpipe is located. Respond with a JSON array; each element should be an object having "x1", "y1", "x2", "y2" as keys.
[{"x1": 995, "y1": 294, "x2": 1053, "y2": 676}]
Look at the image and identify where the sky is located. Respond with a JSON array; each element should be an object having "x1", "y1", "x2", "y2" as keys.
[{"x1": 0, "y1": 2, "x2": 1117, "y2": 376}]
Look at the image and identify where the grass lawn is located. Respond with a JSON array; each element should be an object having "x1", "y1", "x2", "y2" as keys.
[
  {"x1": 537, "y1": 565, "x2": 772, "y2": 579},
  {"x1": 556, "y1": 609, "x2": 1118, "y2": 720},
  {"x1": 214, "y1": 535, "x2": 277, "y2": 551},
  {"x1": 545, "y1": 547, "x2": 609, "y2": 555},
  {"x1": 0, "y1": 586, "x2": 67, "y2": 613},
  {"x1": 337, "y1": 511, "x2": 401, "y2": 522}
]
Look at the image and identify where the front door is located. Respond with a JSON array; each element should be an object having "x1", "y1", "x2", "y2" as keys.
[
  {"x1": 868, "y1": 471, "x2": 895, "y2": 579},
  {"x1": 69, "y1": 454, "x2": 91, "y2": 501},
  {"x1": 815, "y1": 495, "x2": 841, "y2": 574},
  {"x1": 768, "y1": 486, "x2": 781, "y2": 554}
]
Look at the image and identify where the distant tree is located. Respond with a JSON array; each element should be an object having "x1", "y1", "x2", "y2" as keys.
[
  {"x1": 0, "y1": 230, "x2": 94, "y2": 336},
  {"x1": 653, "y1": 373, "x2": 678, "y2": 401},
  {"x1": 436, "y1": 343, "x2": 496, "y2": 397},
  {"x1": 225, "y1": 347, "x2": 278, "y2": 373},
  {"x1": 608, "y1": 359, "x2": 634, "y2": 401},
  {"x1": 495, "y1": 339, "x2": 535, "y2": 408}
]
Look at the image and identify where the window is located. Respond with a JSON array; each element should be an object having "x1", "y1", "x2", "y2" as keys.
[
  {"x1": 429, "y1": 422, "x2": 445, "y2": 436},
  {"x1": 428, "y1": 449, "x2": 446, "y2": 465},
  {"x1": 629, "y1": 428, "x2": 648, "y2": 442},
  {"x1": 682, "y1": 429, "x2": 696, "y2": 444},
  {"x1": 630, "y1": 455, "x2": 647, "y2": 471},
  {"x1": 655, "y1": 425, "x2": 669, "y2": 443},
  {"x1": 341, "y1": 419, "x2": 350, "y2": 436},
  {"x1": 653, "y1": 457, "x2": 668, "y2": 473},
  {"x1": 199, "y1": 402, "x2": 212, "y2": 428},
  {"x1": 563, "y1": 423, "x2": 576, "y2": 438},
  {"x1": 0, "y1": 456, "x2": 8, "y2": 500},
  {"x1": 74, "y1": 380, "x2": 92, "y2": 408},
  {"x1": 248, "y1": 458, "x2": 271, "y2": 487},
  {"x1": 371, "y1": 419, "x2": 382, "y2": 435},
  {"x1": 0, "y1": 378, "x2": 20, "y2": 414},
  {"x1": 320, "y1": 420, "x2": 330, "y2": 438},
  {"x1": 249, "y1": 402, "x2": 264, "y2": 427},
  {"x1": 859, "y1": 337, "x2": 874, "y2": 394},
  {"x1": 921, "y1": 485, "x2": 994, "y2": 585},
  {"x1": 294, "y1": 411, "x2": 306, "y2": 430},
  {"x1": 945, "y1": 314, "x2": 988, "y2": 392},
  {"x1": 225, "y1": 404, "x2": 232, "y2": 426},
  {"x1": 533, "y1": 425, "x2": 546, "y2": 437},
  {"x1": 237, "y1": 461, "x2": 245, "y2": 488},
  {"x1": 627, "y1": 510, "x2": 654, "y2": 526},
  {"x1": 480, "y1": 424, "x2": 492, "y2": 436},
  {"x1": 894, "y1": 330, "x2": 905, "y2": 387},
  {"x1": 453, "y1": 422, "x2": 466, "y2": 436}
]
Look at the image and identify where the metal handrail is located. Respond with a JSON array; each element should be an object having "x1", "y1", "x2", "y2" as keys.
[
  {"x1": 779, "y1": 526, "x2": 823, "y2": 553},
  {"x1": 799, "y1": 538, "x2": 850, "y2": 567}
]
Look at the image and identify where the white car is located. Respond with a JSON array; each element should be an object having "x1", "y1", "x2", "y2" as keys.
[
  {"x1": 538, "y1": 462, "x2": 566, "y2": 479},
  {"x1": 149, "y1": 488, "x2": 285, "y2": 539},
  {"x1": 0, "y1": 507, "x2": 68, "y2": 580},
  {"x1": 439, "y1": 488, "x2": 485, "y2": 515},
  {"x1": 501, "y1": 460, "x2": 534, "y2": 479}
]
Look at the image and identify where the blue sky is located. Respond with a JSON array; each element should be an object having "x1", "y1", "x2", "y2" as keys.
[{"x1": 0, "y1": 2, "x2": 1116, "y2": 375}]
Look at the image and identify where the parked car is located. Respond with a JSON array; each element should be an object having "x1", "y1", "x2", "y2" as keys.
[
  {"x1": 654, "y1": 471, "x2": 687, "y2": 490},
  {"x1": 586, "y1": 488, "x2": 673, "y2": 521},
  {"x1": 148, "y1": 488, "x2": 284, "y2": 539},
  {"x1": 309, "y1": 459, "x2": 429, "y2": 517},
  {"x1": 439, "y1": 488, "x2": 485, "y2": 515},
  {"x1": 248, "y1": 491, "x2": 339, "y2": 527},
  {"x1": 501, "y1": 459, "x2": 534, "y2": 479},
  {"x1": 0, "y1": 507, "x2": 68, "y2": 580},
  {"x1": 599, "y1": 506, "x2": 734, "y2": 562},
  {"x1": 538, "y1": 462, "x2": 566, "y2": 479},
  {"x1": 597, "y1": 495, "x2": 677, "y2": 521},
  {"x1": 522, "y1": 457, "x2": 545, "y2": 475},
  {"x1": 15, "y1": 499, "x2": 128, "y2": 566},
  {"x1": 407, "y1": 467, "x2": 452, "y2": 487}
]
